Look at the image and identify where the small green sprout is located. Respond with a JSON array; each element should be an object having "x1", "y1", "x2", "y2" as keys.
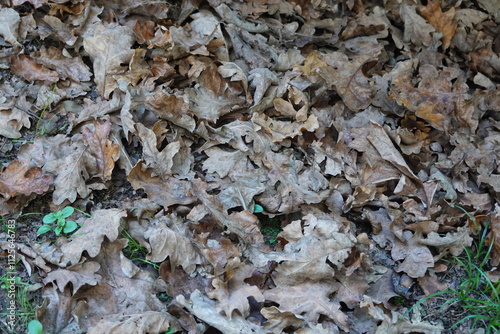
[
  {"x1": 253, "y1": 204, "x2": 264, "y2": 213},
  {"x1": 37, "y1": 206, "x2": 78, "y2": 236},
  {"x1": 27, "y1": 320, "x2": 43, "y2": 334}
]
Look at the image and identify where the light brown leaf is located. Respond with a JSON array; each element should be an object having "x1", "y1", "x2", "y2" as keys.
[
  {"x1": 143, "y1": 216, "x2": 206, "y2": 274},
  {"x1": 82, "y1": 120, "x2": 120, "y2": 181},
  {"x1": 0, "y1": 160, "x2": 53, "y2": 199},
  {"x1": 87, "y1": 312, "x2": 179, "y2": 334},
  {"x1": 264, "y1": 281, "x2": 349, "y2": 332},
  {"x1": 0, "y1": 101, "x2": 31, "y2": 139},
  {"x1": 252, "y1": 112, "x2": 319, "y2": 143},
  {"x1": 83, "y1": 23, "x2": 135, "y2": 98},
  {"x1": 207, "y1": 264, "x2": 264, "y2": 319},
  {"x1": 43, "y1": 262, "x2": 101, "y2": 295},
  {"x1": 420, "y1": 0, "x2": 457, "y2": 50},
  {"x1": 392, "y1": 231, "x2": 434, "y2": 278},
  {"x1": 400, "y1": 4, "x2": 435, "y2": 47},
  {"x1": 33, "y1": 46, "x2": 92, "y2": 82},
  {"x1": 0, "y1": 8, "x2": 21, "y2": 45},
  {"x1": 261, "y1": 307, "x2": 304, "y2": 334},
  {"x1": 34, "y1": 209, "x2": 125, "y2": 267},
  {"x1": 73, "y1": 239, "x2": 169, "y2": 332},
  {"x1": 10, "y1": 54, "x2": 59, "y2": 83},
  {"x1": 128, "y1": 162, "x2": 195, "y2": 209}
]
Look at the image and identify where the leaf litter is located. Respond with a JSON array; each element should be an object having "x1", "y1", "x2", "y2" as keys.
[{"x1": 0, "y1": 0, "x2": 499, "y2": 333}]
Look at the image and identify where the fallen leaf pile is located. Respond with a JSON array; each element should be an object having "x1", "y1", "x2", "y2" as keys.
[{"x1": 0, "y1": 0, "x2": 499, "y2": 333}]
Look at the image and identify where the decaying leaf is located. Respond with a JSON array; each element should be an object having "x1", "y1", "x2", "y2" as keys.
[
  {"x1": 420, "y1": 0, "x2": 457, "y2": 50},
  {"x1": 264, "y1": 281, "x2": 349, "y2": 332},
  {"x1": 83, "y1": 23, "x2": 135, "y2": 98},
  {"x1": 207, "y1": 263, "x2": 264, "y2": 319},
  {"x1": 34, "y1": 209, "x2": 125, "y2": 267},
  {"x1": 82, "y1": 120, "x2": 120, "y2": 181},
  {"x1": 0, "y1": 159, "x2": 53, "y2": 199}
]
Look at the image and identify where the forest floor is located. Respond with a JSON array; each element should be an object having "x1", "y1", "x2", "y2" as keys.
[{"x1": 1, "y1": 0, "x2": 500, "y2": 333}]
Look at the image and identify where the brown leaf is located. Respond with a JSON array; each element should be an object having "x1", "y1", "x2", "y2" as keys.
[
  {"x1": 0, "y1": 160, "x2": 53, "y2": 199},
  {"x1": 392, "y1": 231, "x2": 434, "y2": 278},
  {"x1": 159, "y1": 260, "x2": 212, "y2": 297},
  {"x1": 176, "y1": 290, "x2": 266, "y2": 333},
  {"x1": 37, "y1": 285, "x2": 78, "y2": 334},
  {"x1": 42, "y1": 136, "x2": 93, "y2": 205},
  {"x1": 188, "y1": 63, "x2": 247, "y2": 122},
  {"x1": 43, "y1": 262, "x2": 101, "y2": 295},
  {"x1": 33, "y1": 46, "x2": 92, "y2": 82},
  {"x1": 142, "y1": 216, "x2": 206, "y2": 274},
  {"x1": 73, "y1": 239, "x2": 170, "y2": 332},
  {"x1": 251, "y1": 112, "x2": 319, "y2": 143},
  {"x1": 83, "y1": 23, "x2": 135, "y2": 98},
  {"x1": 10, "y1": 54, "x2": 59, "y2": 83},
  {"x1": 0, "y1": 101, "x2": 31, "y2": 139},
  {"x1": 417, "y1": 273, "x2": 449, "y2": 296},
  {"x1": 82, "y1": 120, "x2": 120, "y2": 181},
  {"x1": 420, "y1": 0, "x2": 457, "y2": 50},
  {"x1": 0, "y1": 8, "x2": 21, "y2": 45},
  {"x1": 33, "y1": 209, "x2": 125, "y2": 267},
  {"x1": 261, "y1": 307, "x2": 304, "y2": 333},
  {"x1": 400, "y1": 4, "x2": 435, "y2": 47},
  {"x1": 128, "y1": 162, "x2": 195, "y2": 209},
  {"x1": 87, "y1": 312, "x2": 179, "y2": 334},
  {"x1": 264, "y1": 281, "x2": 349, "y2": 332},
  {"x1": 207, "y1": 264, "x2": 264, "y2": 319}
]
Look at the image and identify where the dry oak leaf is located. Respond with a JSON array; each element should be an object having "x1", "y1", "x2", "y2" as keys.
[
  {"x1": 176, "y1": 290, "x2": 267, "y2": 334},
  {"x1": 359, "y1": 296, "x2": 443, "y2": 333},
  {"x1": 419, "y1": 0, "x2": 457, "y2": 50},
  {"x1": 34, "y1": 209, "x2": 125, "y2": 267},
  {"x1": 37, "y1": 284, "x2": 78, "y2": 334},
  {"x1": 260, "y1": 150, "x2": 329, "y2": 213},
  {"x1": 145, "y1": 90, "x2": 196, "y2": 132},
  {"x1": 33, "y1": 46, "x2": 92, "y2": 82},
  {"x1": 269, "y1": 213, "x2": 354, "y2": 286},
  {"x1": 43, "y1": 261, "x2": 101, "y2": 295},
  {"x1": 263, "y1": 281, "x2": 349, "y2": 332},
  {"x1": 251, "y1": 112, "x2": 319, "y2": 143},
  {"x1": 87, "y1": 312, "x2": 179, "y2": 334},
  {"x1": 128, "y1": 161, "x2": 195, "y2": 209},
  {"x1": 188, "y1": 63, "x2": 247, "y2": 122},
  {"x1": 42, "y1": 136, "x2": 93, "y2": 205},
  {"x1": 73, "y1": 239, "x2": 169, "y2": 332},
  {"x1": 0, "y1": 8, "x2": 21, "y2": 45},
  {"x1": 82, "y1": 120, "x2": 120, "y2": 181},
  {"x1": 261, "y1": 307, "x2": 304, "y2": 334},
  {"x1": 317, "y1": 52, "x2": 375, "y2": 112},
  {"x1": 83, "y1": 23, "x2": 135, "y2": 98},
  {"x1": 207, "y1": 264, "x2": 265, "y2": 319},
  {"x1": 400, "y1": 4, "x2": 435, "y2": 47},
  {"x1": 392, "y1": 230, "x2": 434, "y2": 278},
  {"x1": 10, "y1": 54, "x2": 59, "y2": 83},
  {"x1": 135, "y1": 122, "x2": 181, "y2": 178},
  {"x1": 0, "y1": 101, "x2": 31, "y2": 139},
  {"x1": 0, "y1": 160, "x2": 53, "y2": 199},
  {"x1": 143, "y1": 216, "x2": 206, "y2": 275}
]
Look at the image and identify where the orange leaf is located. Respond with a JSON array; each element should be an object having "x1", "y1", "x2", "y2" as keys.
[{"x1": 420, "y1": 0, "x2": 457, "y2": 50}]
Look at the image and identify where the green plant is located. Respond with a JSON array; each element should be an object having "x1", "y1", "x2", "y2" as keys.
[
  {"x1": 27, "y1": 320, "x2": 43, "y2": 334},
  {"x1": 0, "y1": 273, "x2": 39, "y2": 332},
  {"x1": 408, "y1": 213, "x2": 500, "y2": 333},
  {"x1": 37, "y1": 206, "x2": 78, "y2": 236},
  {"x1": 253, "y1": 203, "x2": 264, "y2": 213},
  {"x1": 121, "y1": 230, "x2": 159, "y2": 270},
  {"x1": 259, "y1": 215, "x2": 282, "y2": 245}
]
